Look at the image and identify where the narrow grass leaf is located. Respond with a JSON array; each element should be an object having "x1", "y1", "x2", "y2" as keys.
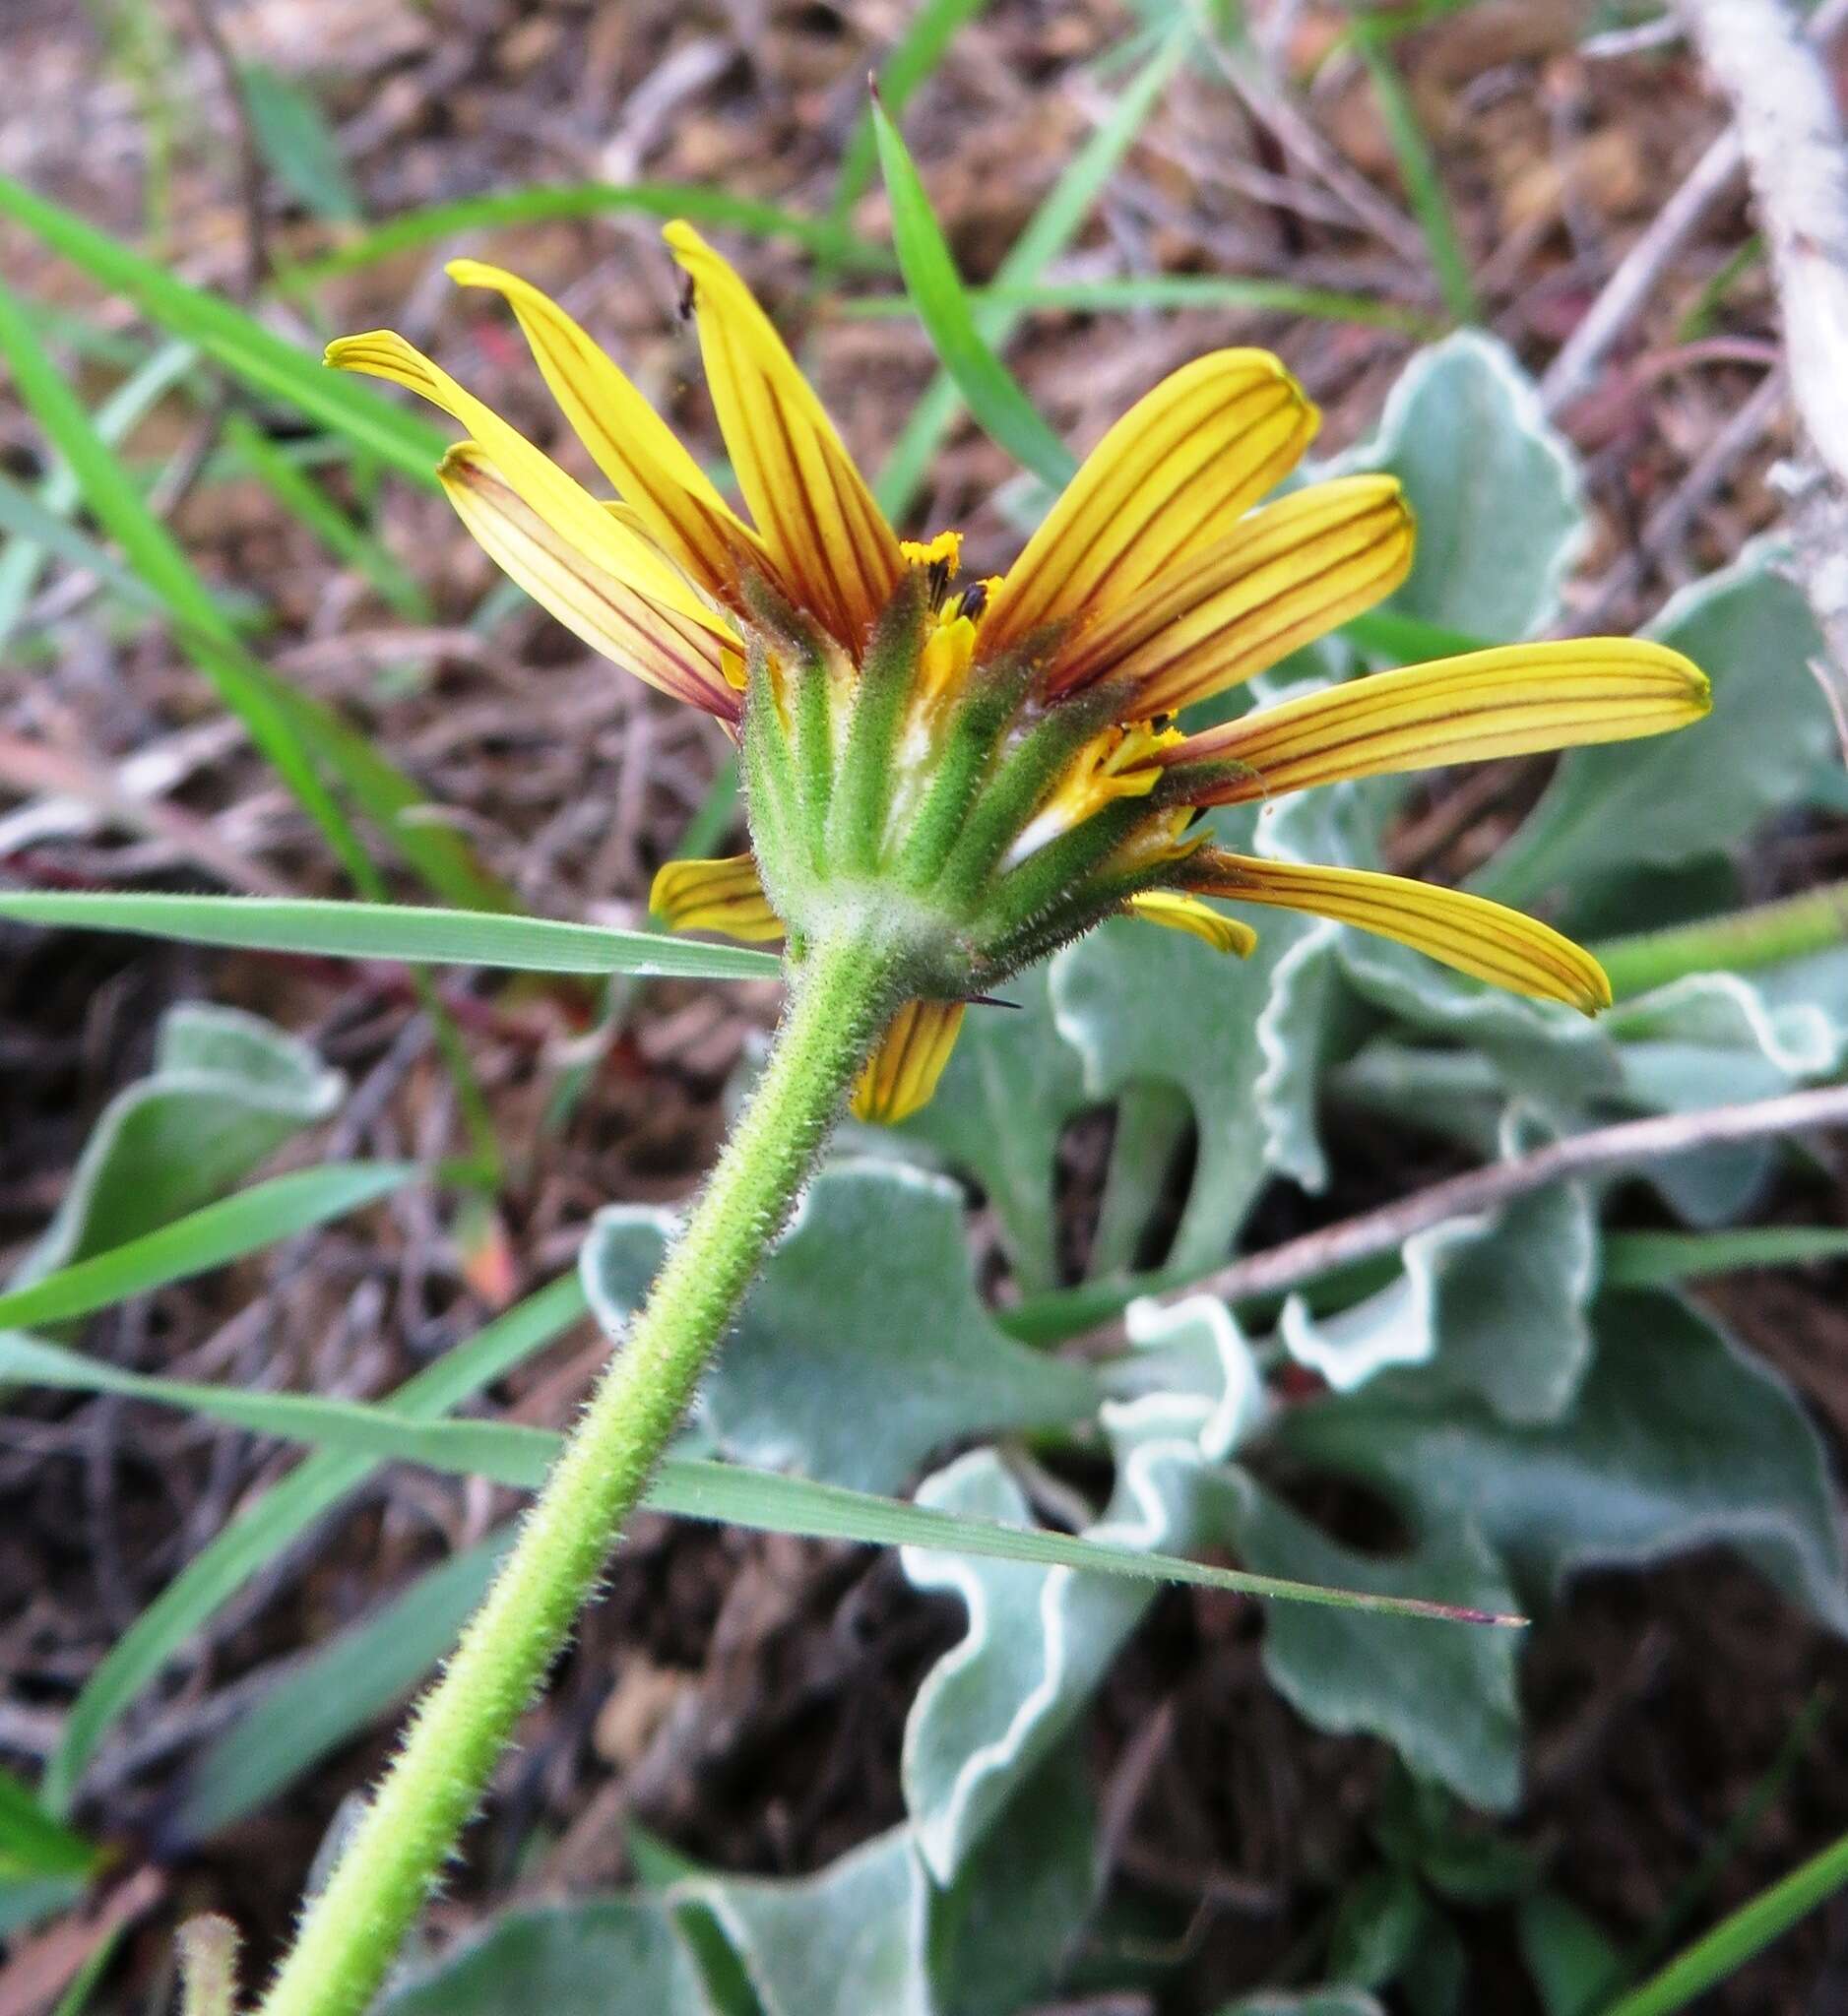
[
  {"x1": 45, "y1": 1271, "x2": 592, "y2": 1808},
  {"x1": 290, "y1": 183, "x2": 886, "y2": 284},
  {"x1": 0, "y1": 1878, "x2": 88, "y2": 1942},
  {"x1": 872, "y1": 97, "x2": 1077, "y2": 490},
  {"x1": 844, "y1": 274, "x2": 1439, "y2": 335},
  {"x1": 0, "y1": 1164, "x2": 414, "y2": 1334},
  {"x1": 238, "y1": 63, "x2": 363, "y2": 223},
  {"x1": 1353, "y1": 23, "x2": 1479, "y2": 325},
  {"x1": 176, "y1": 1533, "x2": 509, "y2": 1839},
  {"x1": 50, "y1": 1922, "x2": 129, "y2": 2016},
  {"x1": 0, "y1": 211, "x2": 513, "y2": 911},
  {"x1": 874, "y1": 28, "x2": 1190, "y2": 519},
  {"x1": 1604, "y1": 1227, "x2": 1848, "y2": 1289},
  {"x1": 1676, "y1": 235, "x2": 1764, "y2": 344},
  {"x1": 2, "y1": 1334, "x2": 1524, "y2": 1628},
  {"x1": 0, "y1": 335, "x2": 198, "y2": 646},
  {"x1": 0, "y1": 1768, "x2": 99, "y2": 1879},
  {"x1": 1609, "y1": 1687, "x2": 1834, "y2": 2006},
  {"x1": 0, "y1": 468, "x2": 167, "y2": 616},
  {"x1": 0, "y1": 891, "x2": 783, "y2": 980},
  {"x1": 223, "y1": 413, "x2": 428, "y2": 619},
  {"x1": 831, "y1": 0, "x2": 993, "y2": 224},
  {"x1": 0, "y1": 275, "x2": 377, "y2": 887},
  {"x1": 676, "y1": 751, "x2": 741, "y2": 861},
  {"x1": 1343, "y1": 604, "x2": 1491, "y2": 664},
  {"x1": 265, "y1": 694, "x2": 514, "y2": 913},
  {"x1": 0, "y1": 174, "x2": 448, "y2": 481},
  {"x1": 0, "y1": 293, "x2": 504, "y2": 912},
  {"x1": 1599, "y1": 1824, "x2": 1848, "y2": 2016}
]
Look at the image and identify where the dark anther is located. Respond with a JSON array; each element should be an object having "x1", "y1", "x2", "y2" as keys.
[
  {"x1": 926, "y1": 555, "x2": 954, "y2": 606},
  {"x1": 957, "y1": 581, "x2": 989, "y2": 622},
  {"x1": 675, "y1": 270, "x2": 697, "y2": 322}
]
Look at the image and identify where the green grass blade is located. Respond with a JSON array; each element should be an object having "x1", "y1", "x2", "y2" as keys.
[
  {"x1": 50, "y1": 1920, "x2": 129, "y2": 2016},
  {"x1": 831, "y1": 0, "x2": 993, "y2": 229},
  {"x1": 0, "y1": 173, "x2": 448, "y2": 482},
  {"x1": 1343, "y1": 605, "x2": 1491, "y2": 663},
  {"x1": 1676, "y1": 235, "x2": 1764, "y2": 344},
  {"x1": 871, "y1": 96, "x2": 1078, "y2": 491},
  {"x1": 676, "y1": 751, "x2": 741, "y2": 861},
  {"x1": 2, "y1": 1333, "x2": 1525, "y2": 1629},
  {"x1": 873, "y1": 27, "x2": 1191, "y2": 520},
  {"x1": 0, "y1": 289, "x2": 500, "y2": 911},
  {"x1": 238, "y1": 63, "x2": 364, "y2": 224},
  {"x1": 223, "y1": 413, "x2": 429, "y2": 620},
  {"x1": 1603, "y1": 1227, "x2": 1848, "y2": 1289},
  {"x1": 0, "y1": 1164, "x2": 414, "y2": 1334},
  {"x1": 289, "y1": 182, "x2": 887, "y2": 285},
  {"x1": 45, "y1": 1271, "x2": 591, "y2": 1808},
  {"x1": 175, "y1": 1533, "x2": 509, "y2": 1839},
  {"x1": 1606, "y1": 1687, "x2": 1833, "y2": 2011},
  {"x1": 1352, "y1": 22, "x2": 1479, "y2": 325},
  {"x1": 0, "y1": 1877, "x2": 88, "y2": 1942},
  {"x1": 842, "y1": 274, "x2": 1440, "y2": 335},
  {"x1": 651, "y1": 1463, "x2": 1513, "y2": 1622},
  {"x1": 261, "y1": 685, "x2": 515, "y2": 913},
  {"x1": 0, "y1": 335, "x2": 198, "y2": 646},
  {"x1": 0, "y1": 276, "x2": 382, "y2": 888},
  {"x1": 0, "y1": 186, "x2": 650, "y2": 914},
  {"x1": 0, "y1": 467, "x2": 168, "y2": 617},
  {"x1": 545, "y1": 751, "x2": 747, "y2": 1132},
  {"x1": 0, "y1": 1767, "x2": 99, "y2": 1879},
  {"x1": 1599, "y1": 1824, "x2": 1848, "y2": 2016},
  {"x1": 0, "y1": 891, "x2": 783, "y2": 980}
]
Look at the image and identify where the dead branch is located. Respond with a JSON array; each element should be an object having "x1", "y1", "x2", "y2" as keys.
[
  {"x1": 1679, "y1": 0, "x2": 1848, "y2": 711},
  {"x1": 1152, "y1": 1081, "x2": 1848, "y2": 1321},
  {"x1": 1542, "y1": 0, "x2": 1848, "y2": 420}
]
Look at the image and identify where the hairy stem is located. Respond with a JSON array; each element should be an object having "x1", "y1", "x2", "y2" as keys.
[
  {"x1": 1594, "y1": 880, "x2": 1848, "y2": 998},
  {"x1": 256, "y1": 935, "x2": 896, "y2": 2016}
]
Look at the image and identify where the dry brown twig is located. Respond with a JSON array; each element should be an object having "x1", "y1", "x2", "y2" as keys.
[
  {"x1": 1115, "y1": 1082, "x2": 1848, "y2": 1340},
  {"x1": 1542, "y1": 0, "x2": 1848, "y2": 417},
  {"x1": 1574, "y1": 364, "x2": 1789, "y2": 625},
  {"x1": 1676, "y1": 0, "x2": 1848, "y2": 739}
]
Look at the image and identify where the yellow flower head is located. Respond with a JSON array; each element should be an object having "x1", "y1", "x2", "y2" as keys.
[{"x1": 328, "y1": 224, "x2": 1711, "y2": 1120}]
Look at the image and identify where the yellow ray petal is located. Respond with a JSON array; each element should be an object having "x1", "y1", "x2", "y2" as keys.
[
  {"x1": 664, "y1": 222, "x2": 903, "y2": 651},
  {"x1": 1125, "y1": 891, "x2": 1257, "y2": 956},
  {"x1": 649, "y1": 853, "x2": 783, "y2": 941},
  {"x1": 1184, "y1": 852, "x2": 1611, "y2": 1013},
  {"x1": 851, "y1": 999, "x2": 966, "y2": 1123},
  {"x1": 1051, "y1": 476, "x2": 1414, "y2": 711},
  {"x1": 327, "y1": 328, "x2": 727, "y2": 638},
  {"x1": 445, "y1": 260, "x2": 776, "y2": 603},
  {"x1": 1163, "y1": 639, "x2": 1711, "y2": 802},
  {"x1": 983, "y1": 350, "x2": 1318, "y2": 657},
  {"x1": 442, "y1": 446, "x2": 741, "y2": 720}
]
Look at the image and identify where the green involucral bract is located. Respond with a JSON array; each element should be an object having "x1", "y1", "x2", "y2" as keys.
[{"x1": 739, "y1": 570, "x2": 1200, "y2": 1003}]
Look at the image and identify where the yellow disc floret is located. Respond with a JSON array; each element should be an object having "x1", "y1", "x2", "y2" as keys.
[
  {"x1": 1006, "y1": 719, "x2": 1186, "y2": 866},
  {"x1": 899, "y1": 530, "x2": 965, "y2": 573}
]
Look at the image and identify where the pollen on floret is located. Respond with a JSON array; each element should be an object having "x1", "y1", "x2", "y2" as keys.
[
  {"x1": 1005, "y1": 719, "x2": 1188, "y2": 866},
  {"x1": 899, "y1": 530, "x2": 964, "y2": 572}
]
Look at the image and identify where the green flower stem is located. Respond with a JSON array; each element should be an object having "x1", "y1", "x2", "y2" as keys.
[
  {"x1": 1594, "y1": 882, "x2": 1848, "y2": 999},
  {"x1": 256, "y1": 934, "x2": 897, "y2": 2016}
]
